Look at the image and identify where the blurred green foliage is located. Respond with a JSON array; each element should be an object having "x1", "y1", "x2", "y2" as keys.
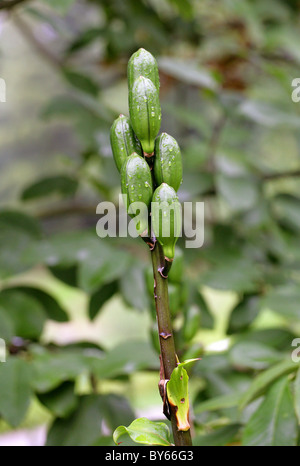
[{"x1": 0, "y1": 0, "x2": 300, "y2": 446}]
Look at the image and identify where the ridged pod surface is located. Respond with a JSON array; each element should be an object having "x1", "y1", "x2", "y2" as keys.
[
  {"x1": 110, "y1": 114, "x2": 142, "y2": 172},
  {"x1": 154, "y1": 133, "x2": 183, "y2": 192},
  {"x1": 121, "y1": 153, "x2": 153, "y2": 235},
  {"x1": 129, "y1": 76, "x2": 161, "y2": 155},
  {"x1": 151, "y1": 183, "x2": 182, "y2": 260},
  {"x1": 128, "y1": 48, "x2": 160, "y2": 93}
]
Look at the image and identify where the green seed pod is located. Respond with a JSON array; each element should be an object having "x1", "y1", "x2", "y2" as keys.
[
  {"x1": 110, "y1": 114, "x2": 142, "y2": 172},
  {"x1": 183, "y1": 305, "x2": 201, "y2": 342},
  {"x1": 168, "y1": 247, "x2": 184, "y2": 284},
  {"x1": 152, "y1": 183, "x2": 182, "y2": 261},
  {"x1": 129, "y1": 76, "x2": 161, "y2": 155},
  {"x1": 128, "y1": 48, "x2": 160, "y2": 93},
  {"x1": 121, "y1": 153, "x2": 153, "y2": 235},
  {"x1": 154, "y1": 133, "x2": 183, "y2": 192}
]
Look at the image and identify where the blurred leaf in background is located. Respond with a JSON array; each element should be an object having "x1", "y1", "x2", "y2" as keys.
[{"x1": 0, "y1": 0, "x2": 300, "y2": 446}]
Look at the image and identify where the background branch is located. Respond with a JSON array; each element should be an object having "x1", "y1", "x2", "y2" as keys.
[{"x1": 0, "y1": 0, "x2": 29, "y2": 10}]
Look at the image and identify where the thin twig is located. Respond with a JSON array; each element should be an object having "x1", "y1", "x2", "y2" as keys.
[
  {"x1": 0, "y1": 0, "x2": 28, "y2": 10},
  {"x1": 13, "y1": 14, "x2": 63, "y2": 69}
]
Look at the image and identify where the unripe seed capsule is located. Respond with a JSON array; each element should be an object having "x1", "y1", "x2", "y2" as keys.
[
  {"x1": 154, "y1": 133, "x2": 183, "y2": 192},
  {"x1": 121, "y1": 153, "x2": 153, "y2": 235},
  {"x1": 129, "y1": 76, "x2": 161, "y2": 155},
  {"x1": 110, "y1": 114, "x2": 142, "y2": 172},
  {"x1": 128, "y1": 48, "x2": 160, "y2": 93},
  {"x1": 152, "y1": 183, "x2": 182, "y2": 261}
]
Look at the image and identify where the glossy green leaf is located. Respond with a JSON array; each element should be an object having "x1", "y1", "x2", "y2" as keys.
[
  {"x1": 37, "y1": 382, "x2": 78, "y2": 418},
  {"x1": 41, "y1": 0, "x2": 77, "y2": 14},
  {"x1": 0, "y1": 210, "x2": 41, "y2": 238},
  {"x1": 46, "y1": 395, "x2": 104, "y2": 446},
  {"x1": 195, "y1": 392, "x2": 242, "y2": 415},
  {"x1": 229, "y1": 341, "x2": 283, "y2": 370},
  {"x1": 228, "y1": 295, "x2": 261, "y2": 334},
  {"x1": 3, "y1": 287, "x2": 69, "y2": 323},
  {"x1": 158, "y1": 57, "x2": 217, "y2": 90},
  {"x1": 202, "y1": 258, "x2": 262, "y2": 293},
  {"x1": 167, "y1": 360, "x2": 198, "y2": 432},
  {"x1": 31, "y1": 349, "x2": 91, "y2": 393},
  {"x1": 216, "y1": 174, "x2": 260, "y2": 212},
  {"x1": 0, "y1": 358, "x2": 32, "y2": 427},
  {"x1": 239, "y1": 359, "x2": 299, "y2": 410},
  {"x1": 262, "y1": 285, "x2": 300, "y2": 320},
  {"x1": 89, "y1": 281, "x2": 119, "y2": 320},
  {"x1": 21, "y1": 176, "x2": 78, "y2": 201},
  {"x1": 78, "y1": 248, "x2": 130, "y2": 293},
  {"x1": 194, "y1": 424, "x2": 241, "y2": 446},
  {"x1": 90, "y1": 341, "x2": 159, "y2": 380},
  {"x1": 120, "y1": 263, "x2": 148, "y2": 311},
  {"x1": 0, "y1": 290, "x2": 47, "y2": 340},
  {"x1": 0, "y1": 223, "x2": 36, "y2": 279},
  {"x1": 242, "y1": 377, "x2": 298, "y2": 446},
  {"x1": 63, "y1": 69, "x2": 99, "y2": 96},
  {"x1": 294, "y1": 367, "x2": 300, "y2": 425},
  {"x1": 113, "y1": 418, "x2": 171, "y2": 446}
]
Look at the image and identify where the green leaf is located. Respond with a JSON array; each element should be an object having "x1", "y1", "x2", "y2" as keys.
[
  {"x1": 67, "y1": 28, "x2": 103, "y2": 54},
  {"x1": 166, "y1": 0, "x2": 194, "y2": 19},
  {"x1": 238, "y1": 328, "x2": 296, "y2": 351},
  {"x1": 78, "y1": 247, "x2": 130, "y2": 293},
  {"x1": 89, "y1": 281, "x2": 119, "y2": 320},
  {"x1": 63, "y1": 69, "x2": 99, "y2": 96},
  {"x1": 0, "y1": 290, "x2": 46, "y2": 340},
  {"x1": 167, "y1": 360, "x2": 198, "y2": 432},
  {"x1": 113, "y1": 418, "x2": 171, "y2": 446},
  {"x1": 90, "y1": 341, "x2": 159, "y2": 380},
  {"x1": 0, "y1": 358, "x2": 32, "y2": 427},
  {"x1": 158, "y1": 57, "x2": 217, "y2": 90},
  {"x1": 202, "y1": 258, "x2": 262, "y2": 293},
  {"x1": 262, "y1": 284, "x2": 300, "y2": 320},
  {"x1": 238, "y1": 100, "x2": 300, "y2": 128},
  {"x1": 187, "y1": 285, "x2": 214, "y2": 329},
  {"x1": 41, "y1": 0, "x2": 77, "y2": 14},
  {"x1": 242, "y1": 377, "x2": 298, "y2": 446},
  {"x1": 294, "y1": 367, "x2": 300, "y2": 425},
  {"x1": 46, "y1": 395, "x2": 103, "y2": 446},
  {"x1": 239, "y1": 359, "x2": 299, "y2": 410},
  {"x1": 3, "y1": 287, "x2": 69, "y2": 323},
  {"x1": 98, "y1": 394, "x2": 135, "y2": 431},
  {"x1": 31, "y1": 349, "x2": 91, "y2": 393},
  {"x1": 216, "y1": 174, "x2": 260, "y2": 212},
  {"x1": 0, "y1": 306, "x2": 14, "y2": 342},
  {"x1": 0, "y1": 222, "x2": 36, "y2": 279},
  {"x1": 37, "y1": 382, "x2": 78, "y2": 418},
  {"x1": 194, "y1": 424, "x2": 241, "y2": 446},
  {"x1": 195, "y1": 392, "x2": 242, "y2": 415},
  {"x1": 228, "y1": 295, "x2": 260, "y2": 334},
  {"x1": 272, "y1": 194, "x2": 300, "y2": 232},
  {"x1": 120, "y1": 263, "x2": 148, "y2": 311},
  {"x1": 229, "y1": 341, "x2": 283, "y2": 370},
  {"x1": 0, "y1": 210, "x2": 41, "y2": 238},
  {"x1": 21, "y1": 176, "x2": 78, "y2": 200}
]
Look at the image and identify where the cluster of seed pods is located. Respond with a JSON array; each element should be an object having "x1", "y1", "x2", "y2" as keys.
[{"x1": 110, "y1": 48, "x2": 183, "y2": 261}]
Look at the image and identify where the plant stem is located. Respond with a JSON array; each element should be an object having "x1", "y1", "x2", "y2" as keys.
[{"x1": 151, "y1": 242, "x2": 192, "y2": 447}]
